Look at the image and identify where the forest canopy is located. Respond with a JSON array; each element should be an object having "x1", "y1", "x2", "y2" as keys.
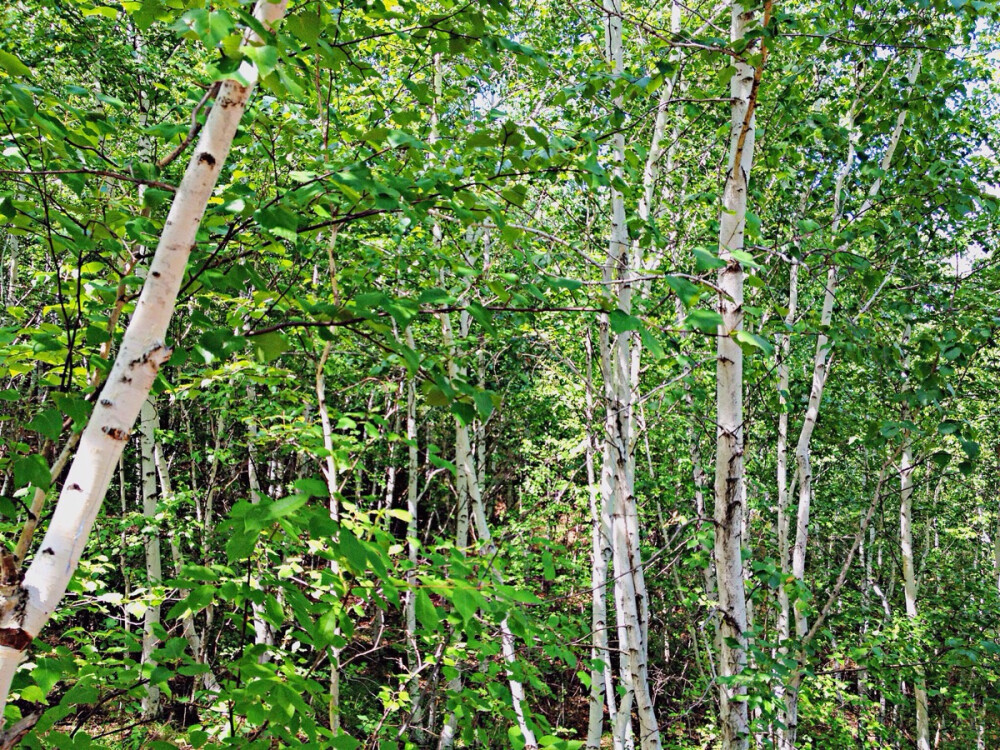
[{"x1": 0, "y1": 0, "x2": 999, "y2": 748}]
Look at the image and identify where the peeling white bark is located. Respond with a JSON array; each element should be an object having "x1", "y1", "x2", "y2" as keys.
[
  {"x1": 0, "y1": 0, "x2": 287, "y2": 719},
  {"x1": 403, "y1": 327, "x2": 425, "y2": 737}
]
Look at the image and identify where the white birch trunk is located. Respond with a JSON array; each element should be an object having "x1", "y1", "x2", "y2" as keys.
[
  {"x1": 462, "y1": 429, "x2": 538, "y2": 749},
  {"x1": 139, "y1": 400, "x2": 162, "y2": 717},
  {"x1": 403, "y1": 327, "x2": 425, "y2": 737},
  {"x1": 0, "y1": 0, "x2": 287, "y2": 718},
  {"x1": 790, "y1": 262, "x2": 839, "y2": 637},
  {"x1": 2, "y1": 232, "x2": 15, "y2": 308},
  {"x1": 316, "y1": 341, "x2": 345, "y2": 736},
  {"x1": 775, "y1": 257, "x2": 798, "y2": 655},
  {"x1": 438, "y1": 268, "x2": 537, "y2": 747},
  {"x1": 995, "y1": 451, "x2": 1000, "y2": 593},
  {"x1": 601, "y1": 3, "x2": 661, "y2": 747},
  {"x1": 713, "y1": 3, "x2": 762, "y2": 747},
  {"x1": 584, "y1": 330, "x2": 622, "y2": 750}
]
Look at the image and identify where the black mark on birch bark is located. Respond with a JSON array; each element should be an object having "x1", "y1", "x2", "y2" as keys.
[
  {"x1": 102, "y1": 426, "x2": 129, "y2": 441},
  {"x1": 0, "y1": 627, "x2": 31, "y2": 650}
]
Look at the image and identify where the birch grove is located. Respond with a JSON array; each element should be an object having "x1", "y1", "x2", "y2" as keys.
[{"x1": 0, "y1": 0, "x2": 998, "y2": 746}]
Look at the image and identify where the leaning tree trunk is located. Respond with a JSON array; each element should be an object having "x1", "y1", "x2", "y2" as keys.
[
  {"x1": 714, "y1": 2, "x2": 767, "y2": 748},
  {"x1": 0, "y1": 0, "x2": 287, "y2": 719}
]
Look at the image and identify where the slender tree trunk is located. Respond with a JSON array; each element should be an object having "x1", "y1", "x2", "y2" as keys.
[
  {"x1": 585, "y1": 330, "x2": 622, "y2": 750},
  {"x1": 246, "y1": 385, "x2": 276, "y2": 662},
  {"x1": 900, "y1": 324, "x2": 930, "y2": 750},
  {"x1": 438, "y1": 240, "x2": 537, "y2": 747},
  {"x1": 775, "y1": 258, "x2": 798, "y2": 677},
  {"x1": 154, "y1": 440, "x2": 219, "y2": 692},
  {"x1": 139, "y1": 400, "x2": 162, "y2": 717},
  {"x1": 600, "y1": 3, "x2": 661, "y2": 747},
  {"x1": 995, "y1": 449, "x2": 1000, "y2": 594},
  {"x1": 713, "y1": 3, "x2": 768, "y2": 748},
  {"x1": 316, "y1": 339, "x2": 345, "y2": 736},
  {"x1": 0, "y1": 0, "x2": 287, "y2": 717},
  {"x1": 2, "y1": 232, "x2": 15, "y2": 308},
  {"x1": 463, "y1": 430, "x2": 537, "y2": 748},
  {"x1": 780, "y1": 54, "x2": 921, "y2": 749},
  {"x1": 403, "y1": 327, "x2": 427, "y2": 741}
]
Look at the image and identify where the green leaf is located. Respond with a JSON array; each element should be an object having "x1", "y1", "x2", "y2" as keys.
[
  {"x1": 252, "y1": 332, "x2": 289, "y2": 363},
  {"x1": 685, "y1": 309, "x2": 723, "y2": 333},
  {"x1": 179, "y1": 564, "x2": 218, "y2": 582},
  {"x1": 467, "y1": 302, "x2": 495, "y2": 334},
  {"x1": 0, "y1": 50, "x2": 31, "y2": 78},
  {"x1": 316, "y1": 608, "x2": 340, "y2": 647},
  {"x1": 256, "y1": 206, "x2": 298, "y2": 242},
  {"x1": 286, "y1": 11, "x2": 321, "y2": 45},
  {"x1": 338, "y1": 529, "x2": 368, "y2": 572},
  {"x1": 264, "y1": 493, "x2": 309, "y2": 520},
  {"x1": 693, "y1": 247, "x2": 726, "y2": 271},
  {"x1": 263, "y1": 594, "x2": 284, "y2": 628},
  {"x1": 663, "y1": 275, "x2": 701, "y2": 307},
  {"x1": 609, "y1": 309, "x2": 641, "y2": 334},
  {"x1": 52, "y1": 393, "x2": 91, "y2": 431},
  {"x1": 242, "y1": 44, "x2": 279, "y2": 79},
  {"x1": 414, "y1": 589, "x2": 440, "y2": 631},
  {"x1": 27, "y1": 408, "x2": 62, "y2": 441},
  {"x1": 452, "y1": 585, "x2": 480, "y2": 622},
  {"x1": 959, "y1": 438, "x2": 980, "y2": 460},
  {"x1": 14, "y1": 454, "x2": 49, "y2": 490},
  {"x1": 225, "y1": 525, "x2": 261, "y2": 563},
  {"x1": 472, "y1": 390, "x2": 495, "y2": 418},
  {"x1": 542, "y1": 551, "x2": 555, "y2": 581},
  {"x1": 329, "y1": 733, "x2": 361, "y2": 750},
  {"x1": 730, "y1": 249, "x2": 761, "y2": 269},
  {"x1": 451, "y1": 400, "x2": 476, "y2": 427},
  {"x1": 937, "y1": 420, "x2": 961, "y2": 435},
  {"x1": 640, "y1": 327, "x2": 665, "y2": 361},
  {"x1": 734, "y1": 330, "x2": 774, "y2": 356},
  {"x1": 142, "y1": 188, "x2": 172, "y2": 209},
  {"x1": 931, "y1": 451, "x2": 952, "y2": 468}
]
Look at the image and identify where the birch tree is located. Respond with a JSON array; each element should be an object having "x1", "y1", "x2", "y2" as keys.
[
  {"x1": 0, "y1": 0, "x2": 287, "y2": 718},
  {"x1": 713, "y1": 2, "x2": 769, "y2": 747}
]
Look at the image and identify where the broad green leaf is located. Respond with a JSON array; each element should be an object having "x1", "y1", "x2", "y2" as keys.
[
  {"x1": 414, "y1": 589, "x2": 440, "y2": 631},
  {"x1": 0, "y1": 50, "x2": 31, "y2": 78},
  {"x1": 609, "y1": 309, "x2": 641, "y2": 334},
  {"x1": 14, "y1": 454, "x2": 49, "y2": 490}
]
